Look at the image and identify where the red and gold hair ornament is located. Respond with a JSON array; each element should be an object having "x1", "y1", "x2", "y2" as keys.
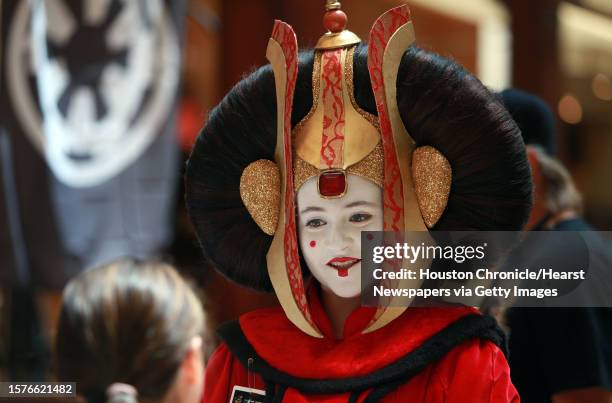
[{"x1": 239, "y1": 2, "x2": 452, "y2": 337}]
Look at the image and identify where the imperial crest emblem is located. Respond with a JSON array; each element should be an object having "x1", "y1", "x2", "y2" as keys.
[{"x1": 6, "y1": 0, "x2": 180, "y2": 187}]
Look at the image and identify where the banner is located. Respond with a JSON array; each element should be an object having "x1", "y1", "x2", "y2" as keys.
[{"x1": 0, "y1": 0, "x2": 184, "y2": 287}]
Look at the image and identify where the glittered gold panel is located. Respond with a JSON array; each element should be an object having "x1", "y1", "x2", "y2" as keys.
[
  {"x1": 240, "y1": 159, "x2": 280, "y2": 235},
  {"x1": 294, "y1": 142, "x2": 384, "y2": 191},
  {"x1": 348, "y1": 142, "x2": 384, "y2": 187},
  {"x1": 412, "y1": 146, "x2": 452, "y2": 228},
  {"x1": 293, "y1": 157, "x2": 319, "y2": 192}
]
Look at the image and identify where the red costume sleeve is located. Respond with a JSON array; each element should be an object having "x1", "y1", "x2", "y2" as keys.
[
  {"x1": 202, "y1": 344, "x2": 233, "y2": 402},
  {"x1": 436, "y1": 339, "x2": 520, "y2": 403}
]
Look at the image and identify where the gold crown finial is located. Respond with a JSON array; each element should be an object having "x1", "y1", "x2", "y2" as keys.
[{"x1": 326, "y1": 1, "x2": 342, "y2": 11}]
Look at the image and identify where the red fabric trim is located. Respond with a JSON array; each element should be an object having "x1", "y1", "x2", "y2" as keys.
[
  {"x1": 238, "y1": 304, "x2": 479, "y2": 379},
  {"x1": 319, "y1": 49, "x2": 345, "y2": 170}
]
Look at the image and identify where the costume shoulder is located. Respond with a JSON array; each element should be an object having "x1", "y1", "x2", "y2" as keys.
[
  {"x1": 432, "y1": 338, "x2": 519, "y2": 403},
  {"x1": 203, "y1": 343, "x2": 232, "y2": 401},
  {"x1": 202, "y1": 308, "x2": 284, "y2": 403},
  {"x1": 203, "y1": 342, "x2": 267, "y2": 403}
]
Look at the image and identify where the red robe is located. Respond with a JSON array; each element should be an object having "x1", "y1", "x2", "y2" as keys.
[{"x1": 203, "y1": 289, "x2": 519, "y2": 403}]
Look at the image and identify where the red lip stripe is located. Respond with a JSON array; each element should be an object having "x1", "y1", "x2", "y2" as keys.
[{"x1": 328, "y1": 256, "x2": 359, "y2": 264}]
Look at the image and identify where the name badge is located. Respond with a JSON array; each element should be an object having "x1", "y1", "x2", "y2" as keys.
[{"x1": 229, "y1": 385, "x2": 266, "y2": 403}]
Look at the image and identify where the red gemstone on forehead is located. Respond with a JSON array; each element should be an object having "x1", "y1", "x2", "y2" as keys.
[{"x1": 319, "y1": 170, "x2": 346, "y2": 197}]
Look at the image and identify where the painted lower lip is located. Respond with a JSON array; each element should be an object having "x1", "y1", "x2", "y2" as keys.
[
  {"x1": 327, "y1": 256, "x2": 360, "y2": 265},
  {"x1": 326, "y1": 259, "x2": 361, "y2": 277}
]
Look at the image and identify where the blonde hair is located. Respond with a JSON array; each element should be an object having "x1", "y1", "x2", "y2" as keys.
[{"x1": 55, "y1": 259, "x2": 204, "y2": 403}]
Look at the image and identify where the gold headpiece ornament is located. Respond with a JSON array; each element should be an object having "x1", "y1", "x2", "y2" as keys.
[
  {"x1": 293, "y1": 0, "x2": 382, "y2": 198},
  {"x1": 239, "y1": 2, "x2": 452, "y2": 337}
]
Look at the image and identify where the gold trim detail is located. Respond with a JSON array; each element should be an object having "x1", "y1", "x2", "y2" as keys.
[
  {"x1": 295, "y1": 47, "x2": 380, "y2": 172},
  {"x1": 294, "y1": 143, "x2": 384, "y2": 192},
  {"x1": 315, "y1": 30, "x2": 361, "y2": 50},
  {"x1": 412, "y1": 146, "x2": 452, "y2": 228},
  {"x1": 294, "y1": 52, "x2": 322, "y2": 166},
  {"x1": 325, "y1": 1, "x2": 341, "y2": 11},
  {"x1": 240, "y1": 159, "x2": 281, "y2": 235},
  {"x1": 345, "y1": 46, "x2": 380, "y2": 130}
]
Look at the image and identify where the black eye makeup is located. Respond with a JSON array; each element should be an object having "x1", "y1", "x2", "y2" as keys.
[
  {"x1": 305, "y1": 218, "x2": 327, "y2": 228},
  {"x1": 349, "y1": 212, "x2": 372, "y2": 223}
]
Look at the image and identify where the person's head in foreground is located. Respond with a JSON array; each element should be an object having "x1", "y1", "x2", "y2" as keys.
[{"x1": 54, "y1": 259, "x2": 205, "y2": 403}]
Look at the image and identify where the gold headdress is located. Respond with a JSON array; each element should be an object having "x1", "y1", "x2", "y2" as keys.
[{"x1": 239, "y1": 2, "x2": 452, "y2": 337}]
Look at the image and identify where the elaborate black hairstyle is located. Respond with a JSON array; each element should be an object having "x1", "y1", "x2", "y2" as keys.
[{"x1": 185, "y1": 45, "x2": 533, "y2": 291}]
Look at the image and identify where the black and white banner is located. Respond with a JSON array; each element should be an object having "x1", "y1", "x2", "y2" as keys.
[{"x1": 1, "y1": 0, "x2": 185, "y2": 287}]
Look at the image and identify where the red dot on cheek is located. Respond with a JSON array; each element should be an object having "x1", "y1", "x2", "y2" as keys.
[{"x1": 309, "y1": 240, "x2": 317, "y2": 248}]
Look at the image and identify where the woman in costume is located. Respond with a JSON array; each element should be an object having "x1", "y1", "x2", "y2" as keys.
[{"x1": 186, "y1": 2, "x2": 531, "y2": 402}]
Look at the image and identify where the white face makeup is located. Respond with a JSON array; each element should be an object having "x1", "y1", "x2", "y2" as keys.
[{"x1": 297, "y1": 174, "x2": 383, "y2": 298}]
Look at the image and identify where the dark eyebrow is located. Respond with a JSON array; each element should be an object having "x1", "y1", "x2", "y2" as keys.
[
  {"x1": 345, "y1": 201, "x2": 377, "y2": 209},
  {"x1": 299, "y1": 206, "x2": 325, "y2": 214}
]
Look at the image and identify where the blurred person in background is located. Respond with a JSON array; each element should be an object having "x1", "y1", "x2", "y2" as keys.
[
  {"x1": 501, "y1": 89, "x2": 612, "y2": 403},
  {"x1": 54, "y1": 259, "x2": 205, "y2": 403},
  {"x1": 525, "y1": 145, "x2": 589, "y2": 231}
]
